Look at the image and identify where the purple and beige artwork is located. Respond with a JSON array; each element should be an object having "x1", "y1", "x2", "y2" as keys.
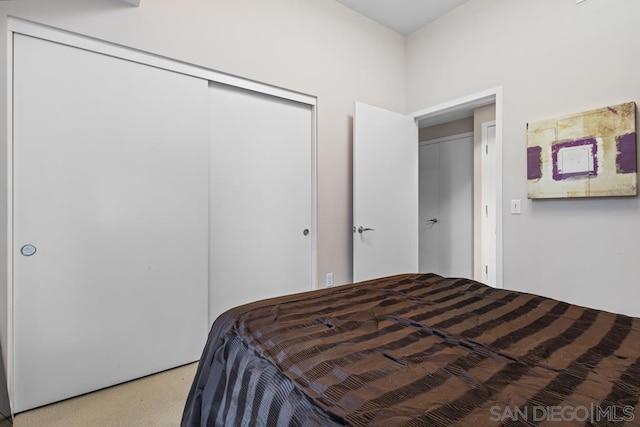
[{"x1": 527, "y1": 102, "x2": 637, "y2": 198}]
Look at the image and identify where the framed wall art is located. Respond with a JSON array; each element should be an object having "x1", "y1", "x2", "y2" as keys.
[{"x1": 527, "y1": 102, "x2": 637, "y2": 198}]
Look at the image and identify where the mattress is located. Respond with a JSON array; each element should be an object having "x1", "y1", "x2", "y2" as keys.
[{"x1": 182, "y1": 274, "x2": 640, "y2": 426}]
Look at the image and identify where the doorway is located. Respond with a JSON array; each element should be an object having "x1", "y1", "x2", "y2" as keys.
[
  {"x1": 352, "y1": 88, "x2": 503, "y2": 288},
  {"x1": 411, "y1": 88, "x2": 502, "y2": 288}
]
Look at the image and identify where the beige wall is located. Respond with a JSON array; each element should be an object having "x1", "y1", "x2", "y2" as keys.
[
  {"x1": 419, "y1": 117, "x2": 473, "y2": 142},
  {"x1": 407, "y1": 0, "x2": 640, "y2": 317},
  {"x1": 0, "y1": 0, "x2": 406, "y2": 372}
]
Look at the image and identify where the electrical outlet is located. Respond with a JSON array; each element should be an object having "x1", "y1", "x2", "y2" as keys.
[{"x1": 325, "y1": 273, "x2": 334, "y2": 287}]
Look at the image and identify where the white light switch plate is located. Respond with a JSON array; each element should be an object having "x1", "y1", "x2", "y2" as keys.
[{"x1": 510, "y1": 199, "x2": 522, "y2": 214}]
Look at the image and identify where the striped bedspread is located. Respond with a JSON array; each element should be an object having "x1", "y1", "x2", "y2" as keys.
[{"x1": 182, "y1": 274, "x2": 640, "y2": 426}]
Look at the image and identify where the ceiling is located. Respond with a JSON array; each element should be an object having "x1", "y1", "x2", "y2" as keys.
[
  {"x1": 336, "y1": 0, "x2": 481, "y2": 128},
  {"x1": 336, "y1": 0, "x2": 470, "y2": 35},
  {"x1": 124, "y1": 1, "x2": 468, "y2": 35}
]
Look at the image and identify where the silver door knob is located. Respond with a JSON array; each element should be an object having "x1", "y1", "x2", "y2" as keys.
[{"x1": 358, "y1": 226, "x2": 375, "y2": 233}]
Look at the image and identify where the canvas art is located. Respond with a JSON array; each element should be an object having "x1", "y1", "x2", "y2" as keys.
[{"x1": 527, "y1": 102, "x2": 637, "y2": 198}]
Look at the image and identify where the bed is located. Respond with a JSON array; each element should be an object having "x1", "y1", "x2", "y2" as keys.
[{"x1": 182, "y1": 273, "x2": 640, "y2": 426}]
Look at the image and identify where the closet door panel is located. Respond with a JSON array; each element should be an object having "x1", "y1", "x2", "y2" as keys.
[
  {"x1": 13, "y1": 34, "x2": 209, "y2": 412},
  {"x1": 209, "y1": 82, "x2": 313, "y2": 323}
]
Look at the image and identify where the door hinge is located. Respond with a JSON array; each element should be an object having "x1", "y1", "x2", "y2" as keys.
[
  {"x1": 485, "y1": 205, "x2": 488, "y2": 216},
  {"x1": 485, "y1": 265, "x2": 488, "y2": 275},
  {"x1": 485, "y1": 145, "x2": 488, "y2": 154}
]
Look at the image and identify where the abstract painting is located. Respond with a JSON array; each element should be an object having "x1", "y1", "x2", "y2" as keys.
[{"x1": 527, "y1": 102, "x2": 637, "y2": 198}]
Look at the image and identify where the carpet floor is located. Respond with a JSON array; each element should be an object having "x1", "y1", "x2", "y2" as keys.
[{"x1": 13, "y1": 362, "x2": 198, "y2": 426}]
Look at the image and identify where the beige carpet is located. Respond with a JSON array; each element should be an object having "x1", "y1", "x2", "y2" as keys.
[{"x1": 14, "y1": 362, "x2": 198, "y2": 427}]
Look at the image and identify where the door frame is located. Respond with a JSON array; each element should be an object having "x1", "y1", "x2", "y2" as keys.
[
  {"x1": 409, "y1": 87, "x2": 504, "y2": 288},
  {"x1": 5, "y1": 17, "x2": 318, "y2": 412}
]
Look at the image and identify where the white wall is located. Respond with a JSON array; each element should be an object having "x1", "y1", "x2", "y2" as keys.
[
  {"x1": 407, "y1": 0, "x2": 640, "y2": 317},
  {"x1": 0, "y1": 0, "x2": 405, "y2": 372}
]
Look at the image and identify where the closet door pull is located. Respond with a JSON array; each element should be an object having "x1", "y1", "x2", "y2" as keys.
[{"x1": 20, "y1": 244, "x2": 37, "y2": 256}]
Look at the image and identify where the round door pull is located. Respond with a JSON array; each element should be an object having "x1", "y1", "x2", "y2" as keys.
[
  {"x1": 303, "y1": 229, "x2": 309, "y2": 236},
  {"x1": 21, "y1": 244, "x2": 37, "y2": 256}
]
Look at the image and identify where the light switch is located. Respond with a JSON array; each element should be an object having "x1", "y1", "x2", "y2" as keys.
[{"x1": 510, "y1": 199, "x2": 522, "y2": 214}]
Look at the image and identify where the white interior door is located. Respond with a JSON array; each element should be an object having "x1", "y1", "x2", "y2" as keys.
[
  {"x1": 353, "y1": 102, "x2": 418, "y2": 282},
  {"x1": 482, "y1": 122, "x2": 498, "y2": 286},
  {"x1": 209, "y1": 83, "x2": 313, "y2": 323},
  {"x1": 13, "y1": 35, "x2": 209, "y2": 412},
  {"x1": 419, "y1": 135, "x2": 473, "y2": 278}
]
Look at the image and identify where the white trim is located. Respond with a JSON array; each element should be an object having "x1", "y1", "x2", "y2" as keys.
[
  {"x1": 6, "y1": 22, "x2": 14, "y2": 414},
  {"x1": 7, "y1": 17, "x2": 316, "y2": 107},
  {"x1": 495, "y1": 87, "x2": 504, "y2": 289},
  {"x1": 410, "y1": 88, "x2": 497, "y2": 124},
  {"x1": 410, "y1": 87, "x2": 504, "y2": 289},
  {"x1": 419, "y1": 131, "x2": 473, "y2": 147},
  {"x1": 481, "y1": 121, "x2": 497, "y2": 287},
  {"x1": 310, "y1": 101, "x2": 319, "y2": 291}
]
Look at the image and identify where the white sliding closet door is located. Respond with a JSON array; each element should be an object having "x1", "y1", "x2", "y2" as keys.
[
  {"x1": 13, "y1": 34, "x2": 209, "y2": 412},
  {"x1": 209, "y1": 83, "x2": 313, "y2": 323}
]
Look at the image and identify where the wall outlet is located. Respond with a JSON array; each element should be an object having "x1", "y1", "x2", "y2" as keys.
[{"x1": 325, "y1": 273, "x2": 334, "y2": 287}]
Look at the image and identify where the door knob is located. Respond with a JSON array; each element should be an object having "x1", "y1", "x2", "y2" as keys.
[
  {"x1": 427, "y1": 218, "x2": 439, "y2": 224},
  {"x1": 358, "y1": 226, "x2": 375, "y2": 234}
]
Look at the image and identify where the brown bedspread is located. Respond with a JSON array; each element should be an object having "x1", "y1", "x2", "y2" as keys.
[{"x1": 182, "y1": 273, "x2": 640, "y2": 426}]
